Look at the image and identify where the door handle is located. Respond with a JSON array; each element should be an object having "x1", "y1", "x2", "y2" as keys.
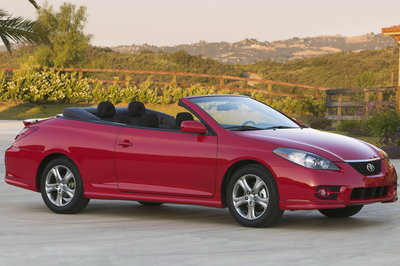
[{"x1": 117, "y1": 140, "x2": 133, "y2": 147}]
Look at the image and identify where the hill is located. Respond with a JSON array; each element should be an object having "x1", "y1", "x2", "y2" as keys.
[
  {"x1": 0, "y1": 43, "x2": 398, "y2": 90},
  {"x1": 112, "y1": 33, "x2": 396, "y2": 64},
  {"x1": 0, "y1": 46, "x2": 244, "y2": 77},
  {"x1": 243, "y1": 47, "x2": 399, "y2": 88}
]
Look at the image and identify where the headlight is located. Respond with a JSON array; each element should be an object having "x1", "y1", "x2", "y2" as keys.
[{"x1": 273, "y1": 147, "x2": 339, "y2": 170}]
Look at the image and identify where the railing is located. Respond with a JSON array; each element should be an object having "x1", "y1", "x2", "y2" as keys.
[
  {"x1": 326, "y1": 87, "x2": 397, "y2": 120},
  {"x1": 0, "y1": 67, "x2": 328, "y2": 99}
]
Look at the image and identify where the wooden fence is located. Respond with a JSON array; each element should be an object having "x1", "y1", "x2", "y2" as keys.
[
  {"x1": 0, "y1": 67, "x2": 328, "y2": 99},
  {"x1": 326, "y1": 86, "x2": 397, "y2": 120}
]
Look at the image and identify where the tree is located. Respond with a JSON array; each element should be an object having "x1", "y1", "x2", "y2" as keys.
[
  {"x1": 33, "y1": 3, "x2": 91, "y2": 67},
  {"x1": 0, "y1": 1, "x2": 48, "y2": 53}
]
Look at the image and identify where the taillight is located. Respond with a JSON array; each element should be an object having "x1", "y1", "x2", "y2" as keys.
[{"x1": 14, "y1": 126, "x2": 38, "y2": 142}]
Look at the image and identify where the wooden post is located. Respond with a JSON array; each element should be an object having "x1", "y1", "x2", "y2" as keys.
[
  {"x1": 364, "y1": 90, "x2": 370, "y2": 102},
  {"x1": 172, "y1": 75, "x2": 177, "y2": 83},
  {"x1": 391, "y1": 72, "x2": 395, "y2": 86},
  {"x1": 267, "y1": 82, "x2": 273, "y2": 98},
  {"x1": 363, "y1": 90, "x2": 369, "y2": 116},
  {"x1": 381, "y1": 26, "x2": 400, "y2": 110},
  {"x1": 78, "y1": 71, "x2": 83, "y2": 79},
  {"x1": 316, "y1": 89, "x2": 320, "y2": 99},
  {"x1": 398, "y1": 44, "x2": 400, "y2": 110},
  {"x1": 378, "y1": 91, "x2": 384, "y2": 101},
  {"x1": 337, "y1": 93, "x2": 343, "y2": 117},
  {"x1": 219, "y1": 78, "x2": 225, "y2": 87},
  {"x1": 326, "y1": 91, "x2": 331, "y2": 117}
]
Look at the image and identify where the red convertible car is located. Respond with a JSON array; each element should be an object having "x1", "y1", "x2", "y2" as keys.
[{"x1": 4, "y1": 95, "x2": 398, "y2": 227}]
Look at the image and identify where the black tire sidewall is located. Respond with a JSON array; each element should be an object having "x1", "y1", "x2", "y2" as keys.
[
  {"x1": 40, "y1": 157, "x2": 88, "y2": 214},
  {"x1": 226, "y1": 164, "x2": 283, "y2": 227}
]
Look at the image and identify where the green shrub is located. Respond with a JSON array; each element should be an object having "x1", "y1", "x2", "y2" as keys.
[
  {"x1": 308, "y1": 117, "x2": 333, "y2": 130},
  {"x1": 265, "y1": 97, "x2": 325, "y2": 117},
  {"x1": 1, "y1": 64, "x2": 92, "y2": 103},
  {"x1": 363, "y1": 108, "x2": 400, "y2": 145},
  {"x1": 336, "y1": 120, "x2": 367, "y2": 135}
]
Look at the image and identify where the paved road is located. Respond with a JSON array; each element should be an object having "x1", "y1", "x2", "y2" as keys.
[{"x1": 1, "y1": 120, "x2": 399, "y2": 265}]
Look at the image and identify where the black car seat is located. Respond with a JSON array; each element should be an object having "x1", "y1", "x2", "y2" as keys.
[
  {"x1": 140, "y1": 113, "x2": 159, "y2": 128},
  {"x1": 127, "y1": 101, "x2": 146, "y2": 125},
  {"x1": 175, "y1": 112, "x2": 194, "y2": 129},
  {"x1": 97, "y1": 101, "x2": 117, "y2": 122}
]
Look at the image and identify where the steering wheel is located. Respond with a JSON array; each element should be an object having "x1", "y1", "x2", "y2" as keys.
[{"x1": 242, "y1": 120, "x2": 256, "y2": 127}]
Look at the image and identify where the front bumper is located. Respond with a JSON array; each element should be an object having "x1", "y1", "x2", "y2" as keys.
[{"x1": 277, "y1": 159, "x2": 398, "y2": 210}]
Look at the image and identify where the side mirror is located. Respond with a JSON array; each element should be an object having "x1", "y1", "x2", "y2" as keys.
[{"x1": 181, "y1": 120, "x2": 207, "y2": 134}]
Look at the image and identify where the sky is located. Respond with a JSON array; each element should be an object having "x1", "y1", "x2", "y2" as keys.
[{"x1": 2, "y1": 0, "x2": 400, "y2": 47}]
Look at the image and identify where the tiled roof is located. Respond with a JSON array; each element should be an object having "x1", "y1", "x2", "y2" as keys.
[
  {"x1": 382, "y1": 25, "x2": 400, "y2": 41},
  {"x1": 382, "y1": 25, "x2": 400, "y2": 34}
]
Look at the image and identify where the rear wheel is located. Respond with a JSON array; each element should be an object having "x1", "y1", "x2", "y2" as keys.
[
  {"x1": 226, "y1": 164, "x2": 283, "y2": 227},
  {"x1": 40, "y1": 157, "x2": 90, "y2": 214},
  {"x1": 138, "y1": 201, "x2": 164, "y2": 206},
  {"x1": 319, "y1": 205, "x2": 363, "y2": 218}
]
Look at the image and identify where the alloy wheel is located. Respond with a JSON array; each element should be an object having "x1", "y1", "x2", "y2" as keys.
[
  {"x1": 232, "y1": 174, "x2": 269, "y2": 220},
  {"x1": 45, "y1": 165, "x2": 76, "y2": 207}
]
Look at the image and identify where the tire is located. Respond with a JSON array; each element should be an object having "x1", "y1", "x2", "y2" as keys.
[
  {"x1": 40, "y1": 157, "x2": 90, "y2": 214},
  {"x1": 319, "y1": 205, "x2": 363, "y2": 218},
  {"x1": 138, "y1": 201, "x2": 164, "y2": 206},
  {"x1": 226, "y1": 164, "x2": 283, "y2": 227}
]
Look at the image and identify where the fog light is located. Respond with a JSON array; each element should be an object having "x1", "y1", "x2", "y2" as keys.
[
  {"x1": 317, "y1": 188, "x2": 330, "y2": 197},
  {"x1": 315, "y1": 186, "x2": 341, "y2": 200}
]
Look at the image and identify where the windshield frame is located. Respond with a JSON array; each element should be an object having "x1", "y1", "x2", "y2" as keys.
[{"x1": 187, "y1": 95, "x2": 302, "y2": 131}]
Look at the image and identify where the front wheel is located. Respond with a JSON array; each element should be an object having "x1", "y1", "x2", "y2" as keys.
[
  {"x1": 319, "y1": 205, "x2": 363, "y2": 218},
  {"x1": 226, "y1": 164, "x2": 283, "y2": 227},
  {"x1": 40, "y1": 157, "x2": 90, "y2": 214}
]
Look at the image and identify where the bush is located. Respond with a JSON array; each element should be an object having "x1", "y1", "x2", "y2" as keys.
[
  {"x1": 0, "y1": 64, "x2": 92, "y2": 103},
  {"x1": 336, "y1": 120, "x2": 367, "y2": 135},
  {"x1": 308, "y1": 117, "x2": 333, "y2": 130},
  {"x1": 266, "y1": 97, "x2": 325, "y2": 117},
  {"x1": 363, "y1": 108, "x2": 400, "y2": 145}
]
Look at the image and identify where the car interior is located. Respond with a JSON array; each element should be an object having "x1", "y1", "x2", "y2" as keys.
[{"x1": 62, "y1": 101, "x2": 195, "y2": 130}]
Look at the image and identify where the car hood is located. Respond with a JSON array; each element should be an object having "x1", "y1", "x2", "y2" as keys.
[{"x1": 235, "y1": 128, "x2": 383, "y2": 162}]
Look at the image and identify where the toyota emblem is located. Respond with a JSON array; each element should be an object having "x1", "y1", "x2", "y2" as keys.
[{"x1": 366, "y1": 163, "x2": 375, "y2": 172}]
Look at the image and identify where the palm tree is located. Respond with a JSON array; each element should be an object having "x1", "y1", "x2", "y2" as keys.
[{"x1": 0, "y1": 0, "x2": 48, "y2": 53}]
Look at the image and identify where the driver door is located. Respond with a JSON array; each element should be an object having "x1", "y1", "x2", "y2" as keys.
[{"x1": 115, "y1": 126, "x2": 217, "y2": 197}]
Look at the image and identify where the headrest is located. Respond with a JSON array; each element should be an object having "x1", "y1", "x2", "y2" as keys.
[
  {"x1": 128, "y1": 101, "x2": 146, "y2": 117},
  {"x1": 140, "y1": 113, "x2": 159, "y2": 128},
  {"x1": 97, "y1": 101, "x2": 115, "y2": 118},
  {"x1": 176, "y1": 112, "x2": 194, "y2": 127}
]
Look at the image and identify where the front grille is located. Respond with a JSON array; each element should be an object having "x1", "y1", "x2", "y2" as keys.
[
  {"x1": 348, "y1": 159, "x2": 381, "y2": 175},
  {"x1": 351, "y1": 186, "x2": 388, "y2": 200}
]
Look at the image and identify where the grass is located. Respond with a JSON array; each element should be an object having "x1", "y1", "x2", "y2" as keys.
[{"x1": 0, "y1": 102, "x2": 94, "y2": 120}]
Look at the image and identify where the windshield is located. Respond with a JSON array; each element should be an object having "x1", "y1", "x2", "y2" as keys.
[{"x1": 189, "y1": 96, "x2": 300, "y2": 131}]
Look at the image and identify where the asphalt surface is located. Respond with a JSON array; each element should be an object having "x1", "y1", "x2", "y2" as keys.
[{"x1": 1, "y1": 120, "x2": 400, "y2": 266}]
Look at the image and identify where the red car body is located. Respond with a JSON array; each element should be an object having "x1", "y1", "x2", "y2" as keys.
[{"x1": 5, "y1": 96, "x2": 398, "y2": 214}]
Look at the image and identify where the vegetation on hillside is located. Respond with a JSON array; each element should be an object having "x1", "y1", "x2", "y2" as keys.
[
  {"x1": 1, "y1": 45, "x2": 398, "y2": 89},
  {"x1": 0, "y1": 46, "x2": 244, "y2": 77},
  {"x1": 243, "y1": 47, "x2": 399, "y2": 88}
]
